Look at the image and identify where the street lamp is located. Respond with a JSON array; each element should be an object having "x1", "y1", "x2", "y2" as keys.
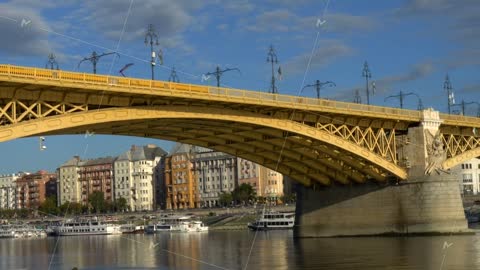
[
  {"x1": 301, "y1": 80, "x2": 336, "y2": 99},
  {"x1": 354, "y1": 89, "x2": 361, "y2": 103},
  {"x1": 168, "y1": 67, "x2": 180, "y2": 83},
  {"x1": 144, "y1": 24, "x2": 160, "y2": 80},
  {"x1": 45, "y1": 53, "x2": 59, "y2": 70},
  {"x1": 444, "y1": 74, "x2": 454, "y2": 114},
  {"x1": 267, "y1": 45, "x2": 280, "y2": 94},
  {"x1": 362, "y1": 61, "x2": 373, "y2": 105}
]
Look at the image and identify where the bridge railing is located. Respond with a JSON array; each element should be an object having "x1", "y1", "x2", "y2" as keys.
[{"x1": 0, "y1": 64, "x2": 422, "y2": 119}]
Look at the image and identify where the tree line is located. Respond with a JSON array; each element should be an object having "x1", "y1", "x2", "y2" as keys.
[
  {"x1": 218, "y1": 183, "x2": 296, "y2": 207},
  {"x1": 0, "y1": 191, "x2": 129, "y2": 219}
]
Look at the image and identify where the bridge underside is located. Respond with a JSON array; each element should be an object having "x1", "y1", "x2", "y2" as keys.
[
  {"x1": 0, "y1": 106, "x2": 406, "y2": 187},
  {"x1": 43, "y1": 114, "x2": 399, "y2": 186}
]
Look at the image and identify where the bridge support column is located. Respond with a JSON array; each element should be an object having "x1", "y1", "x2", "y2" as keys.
[
  {"x1": 294, "y1": 174, "x2": 468, "y2": 237},
  {"x1": 294, "y1": 109, "x2": 469, "y2": 237}
]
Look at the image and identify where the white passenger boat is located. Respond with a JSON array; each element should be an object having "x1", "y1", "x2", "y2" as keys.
[
  {"x1": 180, "y1": 221, "x2": 208, "y2": 232},
  {"x1": 0, "y1": 224, "x2": 47, "y2": 238},
  {"x1": 54, "y1": 219, "x2": 122, "y2": 236},
  {"x1": 248, "y1": 210, "x2": 295, "y2": 230},
  {"x1": 146, "y1": 215, "x2": 207, "y2": 233},
  {"x1": 120, "y1": 223, "x2": 144, "y2": 234},
  {"x1": 0, "y1": 225, "x2": 15, "y2": 238}
]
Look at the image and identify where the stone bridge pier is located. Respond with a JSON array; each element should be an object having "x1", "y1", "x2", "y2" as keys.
[{"x1": 294, "y1": 109, "x2": 469, "y2": 237}]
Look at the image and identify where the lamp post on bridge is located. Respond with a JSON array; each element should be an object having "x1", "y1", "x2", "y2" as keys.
[
  {"x1": 168, "y1": 67, "x2": 180, "y2": 83},
  {"x1": 144, "y1": 24, "x2": 160, "y2": 80},
  {"x1": 444, "y1": 74, "x2": 454, "y2": 114},
  {"x1": 354, "y1": 89, "x2": 361, "y2": 104},
  {"x1": 362, "y1": 61, "x2": 373, "y2": 105},
  {"x1": 45, "y1": 53, "x2": 59, "y2": 70},
  {"x1": 267, "y1": 45, "x2": 280, "y2": 94},
  {"x1": 384, "y1": 91, "x2": 423, "y2": 110},
  {"x1": 301, "y1": 80, "x2": 336, "y2": 99}
]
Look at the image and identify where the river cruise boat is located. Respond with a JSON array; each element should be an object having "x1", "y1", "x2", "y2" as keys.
[
  {"x1": 180, "y1": 221, "x2": 208, "y2": 232},
  {"x1": 248, "y1": 210, "x2": 295, "y2": 230},
  {"x1": 145, "y1": 215, "x2": 194, "y2": 233},
  {"x1": 0, "y1": 225, "x2": 15, "y2": 238},
  {"x1": 120, "y1": 224, "x2": 144, "y2": 234},
  {"x1": 0, "y1": 224, "x2": 47, "y2": 238},
  {"x1": 54, "y1": 219, "x2": 122, "y2": 236}
]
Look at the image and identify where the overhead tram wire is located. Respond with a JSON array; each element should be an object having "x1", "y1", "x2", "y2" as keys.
[
  {"x1": 384, "y1": 91, "x2": 423, "y2": 110},
  {"x1": 78, "y1": 51, "x2": 120, "y2": 74},
  {"x1": 204, "y1": 66, "x2": 241, "y2": 87},
  {"x1": 301, "y1": 80, "x2": 336, "y2": 99}
]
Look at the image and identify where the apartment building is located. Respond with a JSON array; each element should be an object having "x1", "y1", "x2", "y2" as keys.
[
  {"x1": 453, "y1": 158, "x2": 480, "y2": 195},
  {"x1": 0, "y1": 173, "x2": 24, "y2": 209},
  {"x1": 16, "y1": 170, "x2": 56, "y2": 209},
  {"x1": 114, "y1": 144, "x2": 167, "y2": 211},
  {"x1": 237, "y1": 158, "x2": 283, "y2": 198},
  {"x1": 79, "y1": 157, "x2": 114, "y2": 205},
  {"x1": 57, "y1": 156, "x2": 83, "y2": 205},
  {"x1": 164, "y1": 143, "x2": 199, "y2": 209},
  {"x1": 193, "y1": 148, "x2": 237, "y2": 207}
]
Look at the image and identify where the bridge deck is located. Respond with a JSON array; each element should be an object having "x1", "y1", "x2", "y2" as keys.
[{"x1": 0, "y1": 64, "x2": 425, "y2": 122}]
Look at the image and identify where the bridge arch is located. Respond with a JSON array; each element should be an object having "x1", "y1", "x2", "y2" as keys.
[
  {"x1": 0, "y1": 106, "x2": 407, "y2": 185},
  {"x1": 443, "y1": 149, "x2": 480, "y2": 170}
]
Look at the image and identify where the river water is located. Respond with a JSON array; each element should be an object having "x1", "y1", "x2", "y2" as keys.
[{"x1": 1, "y1": 230, "x2": 480, "y2": 270}]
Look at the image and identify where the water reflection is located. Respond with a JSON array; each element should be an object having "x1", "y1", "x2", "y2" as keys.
[
  {"x1": 0, "y1": 231, "x2": 479, "y2": 269},
  {"x1": 294, "y1": 234, "x2": 479, "y2": 269}
]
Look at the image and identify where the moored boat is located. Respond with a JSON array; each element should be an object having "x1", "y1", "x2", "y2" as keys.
[
  {"x1": 1, "y1": 224, "x2": 47, "y2": 238},
  {"x1": 145, "y1": 215, "x2": 192, "y2": 233},
  {"x1": 53, "y1": 219, "x2": 122, "y2": 236},
  {"x1": 180, "y1": 221, "x2": 208, "y2": 232},
  {"x1": 0, "y1": 225, "x2": 15, "y2": 238},
  {"x1": 120, "y1": 223, "x2": 144, "y2": 234},
  {"x1": 248, "y1": 209, "x2": 295, "y2": 230}
]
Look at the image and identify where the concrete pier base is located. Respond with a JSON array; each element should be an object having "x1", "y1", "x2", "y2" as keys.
[{"x1": 294, "y1": 174, "x2": 469, "y2": 237}]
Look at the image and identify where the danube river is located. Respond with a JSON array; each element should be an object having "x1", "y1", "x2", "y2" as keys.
[{"x1": 1, "y1": 230, "x2": 480, "y2": 270}]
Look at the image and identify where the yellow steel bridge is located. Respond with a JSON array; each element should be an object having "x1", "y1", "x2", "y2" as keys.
[{"x1": 0, "y1": 64, "x2": 479, "y2": 186}]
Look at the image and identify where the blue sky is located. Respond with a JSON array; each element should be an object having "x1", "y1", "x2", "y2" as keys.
[{"x1": 0, "y1": 0, "x2": 479, "y2": 173}]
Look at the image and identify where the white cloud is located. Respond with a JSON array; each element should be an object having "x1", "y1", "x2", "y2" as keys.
[
  {"x1": 0, "y1": 3, "x2": 53, "y2": 56},
  {"x1": 282, "y1": 40, "x2": 353, "y2": 76},
  {"x1": 243, "y1": 9, "x2": 376, "y2": 34}
]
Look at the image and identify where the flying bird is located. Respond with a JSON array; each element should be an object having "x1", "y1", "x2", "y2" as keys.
[{"x1": 119, "y1": 63, "x2": 134, "y2": 77}]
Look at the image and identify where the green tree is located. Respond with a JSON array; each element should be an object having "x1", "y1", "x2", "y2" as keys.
[
  {"x1": 38, "y1": 196, "x2": 59, "y2": 216},
  {"x1": 88, "y1": 191, "x2": 106, "y2": 213},
  {"x1": 115, "y1": 197, "x2": 128, "y2": 212},
  {"x1": 232, "y1": 183, "x2": 256, "y2": 205},
  {"x1": 59, "y1": 202, "x2": 84, "y2": 215},
  {"x1": 219, "y1": 192, "x2": 233, "y2": 207},
  {"x1": 256, "y1": 196, "x2": 266, "y2": 204}
]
